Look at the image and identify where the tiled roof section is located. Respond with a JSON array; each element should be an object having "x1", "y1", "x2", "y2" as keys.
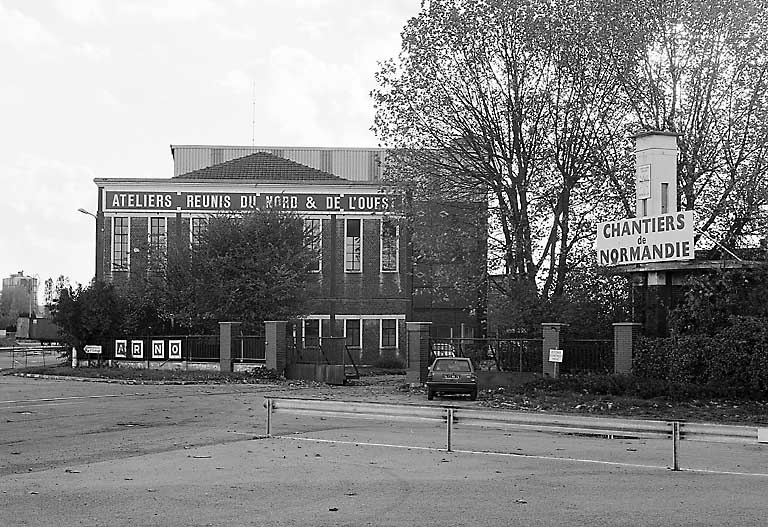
[{"x1": 173, "y1": 151, "x2": 345, "y2": 181}]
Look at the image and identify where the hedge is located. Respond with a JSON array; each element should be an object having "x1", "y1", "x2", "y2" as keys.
[{"x1": 633, "y1": 316, "x2": 768, "y2": 397}]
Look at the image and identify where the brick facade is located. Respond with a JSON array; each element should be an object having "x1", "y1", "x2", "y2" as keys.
[{"x1": 93, "y1": 151, "x2": 484, "y2": 363}]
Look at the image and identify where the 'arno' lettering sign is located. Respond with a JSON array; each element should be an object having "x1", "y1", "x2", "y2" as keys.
[
  {"x1": 105, "y1": 191, "x2": 399, "y2": 213},
  {"x1": 595, "y1": 211, "x2": 695, "y2": 266}
]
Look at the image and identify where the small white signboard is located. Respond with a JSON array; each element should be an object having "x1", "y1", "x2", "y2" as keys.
[
  {"x1": 131, "y1": 340, "x2": 144, "y2": 359},
  {"x1": 152, "y1": 340, "x2": 165, "y2": 359},
  {"x1": 115, "y1": 340, "x2": 127, "y2": 358},
  {"x1": 636, "y1": 164, "x2": 651, "y2": 200},
  {"x1": 169, "y1": 339, "x2": 182, "y2": 360},
  {"x1": 549, "y1": 349, "x2": 563, "y2": 363},
  {"x1": 84, "y1": 345, "x2": 102, "y2": 355}
]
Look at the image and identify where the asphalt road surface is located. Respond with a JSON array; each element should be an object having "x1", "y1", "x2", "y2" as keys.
[{"x1": 1, "y1": 375, "x2": 767, "y2": 526}]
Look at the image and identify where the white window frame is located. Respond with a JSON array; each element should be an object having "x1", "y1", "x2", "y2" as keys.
[
  {"x1": 111, "y1": 216, "x2": 130, "y2": 272},
  {"x1": 304, "y1": 217, "x2": 322, "y2": 273},
  {"x1": 344, "y1": 218, "x2": 363, "y2": 273},
  {"x1": 148, "y1": 216, "x2": 168, "y2": 253},
  {"x1": 148, "y1": 216, "x2": 168, "y2": 271},
  {"x1": 380, "y1": 318, "x2": 399, "y2": 349},
  {"x1": 302, "y1": 318, "x2": 322, "y2": 349},
  {"x1": 343, "y1": 318, "x2": 363, "y2": 348},
  {"x1": 380, "y1": 219, "x2": 399, "y2": 273}
]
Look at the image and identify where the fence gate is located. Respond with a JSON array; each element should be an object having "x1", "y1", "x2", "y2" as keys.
[
  {"x1": 286, "y1": 328, "x2": 360, "y2": 385},
  {"x1": 428, "y1": 337, "x2": 542, "y2": 372}
]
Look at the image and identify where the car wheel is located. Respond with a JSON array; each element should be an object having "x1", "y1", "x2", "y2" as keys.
[
  {"x1": 427, "y1": 389, "x2": 434, "y2": 400},
  {"x1": 469, "y1": 390, "x2": 477, "y2": 401}
]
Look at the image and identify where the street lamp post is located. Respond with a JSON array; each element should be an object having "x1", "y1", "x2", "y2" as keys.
[{"x1": 78, "y1": 208, "x2": 102, "y2": 281}]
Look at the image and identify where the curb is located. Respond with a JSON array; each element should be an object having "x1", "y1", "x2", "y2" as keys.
[{"x1": 6, "y1": 372, "x2": 231, "y2": 385}]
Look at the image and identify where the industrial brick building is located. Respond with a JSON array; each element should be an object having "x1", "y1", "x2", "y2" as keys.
[{"x1": 90, "y1": 145, "x2": 484, "y2": 362}]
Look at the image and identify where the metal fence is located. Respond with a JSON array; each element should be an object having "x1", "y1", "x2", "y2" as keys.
[
  {"x1": 430, "y1": 337, "x2": 542, "y2": 372},
  {"x1": 429, "y1": 336, "x2": 613, "y2": 374},
  {"x1": 561, "y1": 339, "x2": 614, "y2": 374},
  {"x1": 0, "y1": 346, "x2": 66, "y2": 370},
  {"x1": 88, "y1": 334, "x2": 266, "y2": 365},
  {"x1": 233, "y1": 335, "x2": 266, "y2": 363}
]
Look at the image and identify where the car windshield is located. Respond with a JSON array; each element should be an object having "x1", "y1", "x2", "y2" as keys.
[{"x1": 433, "y1": 359, "x2": 471, "y2": 372}]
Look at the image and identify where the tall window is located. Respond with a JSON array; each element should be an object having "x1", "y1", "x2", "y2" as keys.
[
  {"x1": 380, "y1": 220, "x2": 398, "y2": 272},
  {"x1": 345, "y1": 319, "x2": 362, "y2": 349},
  {"x1": 112, "y1": 217, "x2": 129, "y2": 272},
  {"x1": 381, "y1": 319, "x2": 397, "y2": 348},
  {"x1": 345, "y1": 219, "x2": 362, "y2": 272},
  {"x1": 303, "y1": 319, "x2": 320, "y2": 349},
  {"x1": 304, "y1": 218, "x2": 322, "y2": 272},
  {"x1": 148, "y1": 217, "x2": 167, "y2": 269},
  {"x1": 190, "y1": 217, "x2": 209, "y2": 247}
]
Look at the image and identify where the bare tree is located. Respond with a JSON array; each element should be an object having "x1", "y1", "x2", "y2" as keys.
[{"x1": 612, "y1": 0, "x2": 768, "y2": 251}]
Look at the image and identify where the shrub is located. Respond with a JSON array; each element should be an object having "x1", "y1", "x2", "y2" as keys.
[{"x1": 633, "y1": 319, "x2": 768, "y2": 397}]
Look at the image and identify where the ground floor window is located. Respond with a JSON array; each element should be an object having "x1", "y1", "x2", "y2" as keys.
[
  {"x1": 380, "y1": 319, "x2": 398, "y2": 348},
  {"x1": 303, "y1": 319, "x2": 320, "y2": 348},
  {"x1": 344, "y1": 318, "x2": 362, "y2": 348}
]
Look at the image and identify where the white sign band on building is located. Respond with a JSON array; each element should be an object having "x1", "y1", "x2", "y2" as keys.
[{"x1": 595, "y1": 211, "x2": 695, "y2": 266}]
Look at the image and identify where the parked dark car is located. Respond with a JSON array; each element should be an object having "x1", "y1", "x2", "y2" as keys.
[{"x1": 426, "y1": 357, "x2": 478, "y2": 401}]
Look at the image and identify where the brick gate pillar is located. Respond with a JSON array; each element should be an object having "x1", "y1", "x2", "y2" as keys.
[
  {"x1": 406, "y1": 322, "x2": 432, "y2": 385},
  {"x1": 613, "y1": 322, "x2": 642, "y2": 374},
  {"x1": 265, "y1": 321, "x2": 288, "y2": 374},
  {"x1": 219, "y1": 321, "x2": 241, "y2": 373},
  {"x1": 541, "y1": 323, "x2": 568, "y2": 377}
]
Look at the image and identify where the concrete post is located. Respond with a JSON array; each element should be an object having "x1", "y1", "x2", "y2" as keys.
[
  {"x1": 406, "y1": 321, "x2": 432, "y2": 385},
  {"x1": 541, "y1": 323, "x2": 568, "y2": 377},
  {"x1": 219, "y1": 321, "x2": 241, "y2": 373},
  {"x1": 613, "y1": 322, "x2": 642, "y2": 374},
  {"x1": 265, "y1": 321, "x2": 288, "y2": 374}
]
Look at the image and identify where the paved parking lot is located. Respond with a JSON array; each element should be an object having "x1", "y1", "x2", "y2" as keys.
[{"x1": 1, "y1": 375, "x2": 767, "y2": 526}]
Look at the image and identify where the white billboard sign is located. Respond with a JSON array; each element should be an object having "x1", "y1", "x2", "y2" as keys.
[{"x1": 596, "y1": 211, "x2": 695, "y2": 266}]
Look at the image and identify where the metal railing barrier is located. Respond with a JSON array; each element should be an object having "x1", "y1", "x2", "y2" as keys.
[{"x1": 263, "y1": 397, "x2": 768, "y2": 472}]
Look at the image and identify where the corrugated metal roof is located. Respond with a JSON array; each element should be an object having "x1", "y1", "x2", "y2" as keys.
[
  {"x1": 171, "y1": 145, "x2": 387, "y2": 182},
  {"x1": 173, "y1": 151, "x2": 346, "y2": 182}
]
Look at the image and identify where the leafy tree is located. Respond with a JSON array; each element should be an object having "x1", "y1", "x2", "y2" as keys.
[
  {"x1": 373, "y1": 0, "x2": 630, "y2": 302},
  {"x1": 670, "y1": 267, "x2": 768, "y2": 336},
  {"x1": 374, "y1": 0, "x2": 768, "y2": 336},
  {"x1": 49, "y1": 281, "x2": 126, "y2": 354},
  {"x1": 170, "y1": 210, "x2": 318, "y2": 333},
  {"x1": 611, "y1": 0, "x2": 768, "y2": 252}
]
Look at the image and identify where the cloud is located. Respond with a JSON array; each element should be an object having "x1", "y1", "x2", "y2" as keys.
[
  {"x1": 118, "y1": 0, "x2": 221, "y2": 21},
  {"x1": 258, "y1": 46, "x2": 376, "y2": 145},
  {"x1": 0, "y1": 155, "x2": 97, "y2": 288},
  {"x1": 53, "y1": 0, "x2": 107, "y2": 24},
  {"x1": 0, "y1": 3, "x2": 57, "y2": 48},
  {"x1": 218, "y1": 69, "x2": 251, "y2": 95},
  {"x1": 73, "y1": 42, "x2": 111, "y2": 61}
]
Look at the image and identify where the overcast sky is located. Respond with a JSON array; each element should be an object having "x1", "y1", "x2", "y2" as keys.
[{"x1": 0, "y1": 0, "x2": 418, "y2": 299}]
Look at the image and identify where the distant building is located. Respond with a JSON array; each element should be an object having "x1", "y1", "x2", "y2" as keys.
[{"x1": 1, "y1": 271, "x2": 38, "y2": 318}]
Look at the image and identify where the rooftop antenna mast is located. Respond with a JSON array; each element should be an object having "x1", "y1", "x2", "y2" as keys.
[{"x1": 251, "y1": 79, "x2": 256, "y2": 146}]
